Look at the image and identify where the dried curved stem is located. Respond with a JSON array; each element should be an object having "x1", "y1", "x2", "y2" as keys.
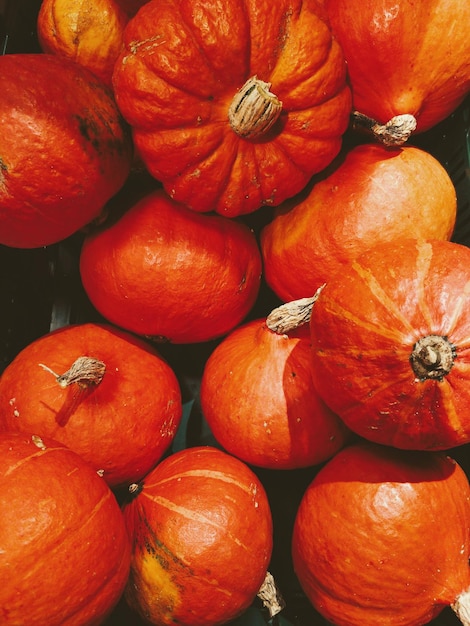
[
  {"x1": 256, "y1": 571, "x2": 285, "y2": 618},
  {"x1": 39, "y1": 356, "x2": 106, "y2": 388},
  {"x1": 452, "y1": 587, "x2": 470, "y2": 625},
  {"x1": 352, "y1": 110, "x2": 417, "y2": 146},
  {"x1": 266, "y1": 285, "x2": 325, "y2": 334}
]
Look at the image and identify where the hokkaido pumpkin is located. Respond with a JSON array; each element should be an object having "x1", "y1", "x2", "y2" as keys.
[
  {"x1": 112, "y1": 0, "x2": 352, "y2": 216},
  {"x1": 0, "y1": 323, "x2": 182, "y2": 488},
  {"x1": 261, "y1": 142, "x2": 457, "y2": 302},
  {"x1": 324, "y1": 0, "x2": 470, "y2": 141},
  {"x1": 123, "y1": 446, "x2": 274, "y2": 625},
  {"x1": 309, "y1": 238, "x2": 470, "y2": 450},
  {"x1": 0, "y1": 53, "x2": 132, "y2": 249},
  {"x1": 0, "y1": 431, "x2": 131, "y2": 626},
  {"x1": 37, "y1": 0, "x2": 129, "y2": 87},
  {"x1": 292, "y1": 441, "x2": 470, "y2": 626},
  {"x1": 79, "y1": 189, "x2": 262, "y2": 343},
  {"x1": 200, "y1": 318, "x2": 350, "y2": 470}
]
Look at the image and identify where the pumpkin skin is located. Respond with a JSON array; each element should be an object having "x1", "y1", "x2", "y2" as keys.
[
  {"x1": 123, "y1": 446, "x2": 273, "y2": 625},
  {"x1": 324, "y1": 0, "x2": 470, "y2": 134},
  {"x1": 292, "y1": 441, "x2": 470, "y2": 626},
  {"x1": 0, "y1": 431, "x2": 131, "y2": 626},
  {"x1": 37, "y1": 0, "x2": 129, "y2": 87},
  {"x1": 200, "y1": 318, "x2": 350, "y2": 469},
  {"x1": 261, "y1": 142, "x2": 457, "y2": 302},
  {"x1": 0, "y1": 53, "x2": 133, "y2": 249},
  {"x1": 79, "y1": 189, "x2": 262, "y2": 343},
  {"x1": 112, "y1": 0, "x2": 352, "y2": 216},
  {"x1": 0, "y1": 323, "x2": 182, "y2": 488},
  {"x1": 309, "y1": 238, "x2": 470, "y2": 450}
]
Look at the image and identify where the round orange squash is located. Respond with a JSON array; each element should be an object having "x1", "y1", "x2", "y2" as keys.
[
  {"x1": 200, "y1": 318, "x2": 350, "y2": 469},
  {"x1": 37, "y1": 0, "x2": 129, "y2": 87},
  {"x1": 292, "y1": 441, "x2": 470, "y2": 626},
  {"x1": 0, "y1": 53, "x2": 132, "y2": 249},
  {"x1": 309, "y1": 238, "x2": 470, "y2": 450},
  {"x1": 261, "y1": 142, "x2": 457, "y2": 302},
  {"x1": 123, "y1": 446, "x2": 274, "y2": 625},
  {"x1": 0, "y1": 323, "x2": 182, "y2": 488},
  {"x1": 79, "y1": 189, "x2": 262, "y2": 343},
  {"x1": 112, "y1": 0, "x2": 352, "y2": 216},
  {"x1": 0, "y1": 431, "x2": 131, "y2": 625}
]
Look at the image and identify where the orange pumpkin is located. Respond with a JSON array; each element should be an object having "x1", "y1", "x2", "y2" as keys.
[
  {"x1": 0, "y1": 53, "x2": 132, "y2": 248},
  {"x1": 0, "y1": 431, "x2": 131, "y2": 625},
  {"x1": 37, "y1": 0, "x2": 129, "y2": 87},
  {"x1": 123, "y1": 446, "x2": 274, "y2": 625},
  {"x1": 261, "y1": 142, "x2": 457, "y2": 302},
  {"x1": 79, "y1": 189, "x2": 262, "y2": 343},
  {"x1": 324, "y1": 0, "x2": 470, "y2": 140},
  {"x1": 292, "y1": 441, "x2": 470, "y2": 626},
  {"x1": 200, "y1": 318, "x2": 350, "y2": 469},
  {"x1": 0, "y1": 323, "x2": 182, "y2": 488},
  {"x1": 112, "y1": 0, "x2": 352, "y2": 216},
  {"x1": 309, "y1": 238, "x2": 470, "y2": 450}
]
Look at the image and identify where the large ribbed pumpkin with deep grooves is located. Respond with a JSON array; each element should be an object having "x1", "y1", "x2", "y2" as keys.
[
  {"x1": 123, "y1": 446, "x2": 273, "y2": 625},
  {"x1": 0, "y1": 53, "x2": 132, "y2": 249},
  {"x1": 112, "y1": 0, "x2": 352, "y2": 216},
  {"x1": 0, "y1": 431, "x2": 131, "y2": 626},
  {"x1": 309, "y1": 238, "x2": 470, "y2": 451}
]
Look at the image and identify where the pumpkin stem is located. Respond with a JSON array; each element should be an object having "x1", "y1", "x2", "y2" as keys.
[
  {"x1": 266, "y1": 285, "x2": 326, "y2": 334},
  {"x1": 39, "y1": 356, "x2": 106, "y2": 389},
  {"x1": 256, "y1": 570, "x2": 285, "y2": 618},
  {"x1": 452, "y1": 587, "x2": 470, "y2": 625},
  {"x1": 352, "y1": 110, "x2": 417, "y2": 146},
  {"x1": 228, "y1": 75, "x2": 283, "y2": 139},
  {"x1": 409, "y1": 335, "x2": 456, "y2": 381}
]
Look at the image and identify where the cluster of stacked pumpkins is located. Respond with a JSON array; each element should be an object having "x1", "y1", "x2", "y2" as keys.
[{"x1": 0, "y1": 0, "x2": 470, "y2": 624}]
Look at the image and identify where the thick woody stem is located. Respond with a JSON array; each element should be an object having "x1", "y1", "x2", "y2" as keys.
[
  {"x1": 452, "y1": 587, "x2": 470, "y2": 625},
  {"x1": 228, "y1": 75, "x2": 283, "y2": 139},
  {"x1": 256, "y1": 571, "x2": 285, "y2": 618},
  {"x1": 266, "y1": 285, "x2": 326, "y2": 335},
  {"x1": 39, "y1": 356, "x2": 106, "y2": 389},
  {"x1": 352, "y1": 110, "x2": 417, "y2": 146}
]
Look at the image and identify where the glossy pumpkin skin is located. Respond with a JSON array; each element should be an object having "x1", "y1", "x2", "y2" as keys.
[
  {"x1": 0, "y1": 431, "x2": 131, "y2": 626},
  {"x1": 37, "y1": 0, "x2": 129, "y2": 87},
  {"x1": 0, "y1": 323, "x2": 182, "y2": 488},
  {"x1": 0, "y1": 53, "x2": 132, "y2": 249},
  {"x1": 292, "y1": 441, "x2": 470, "y2": 626},
  {"x1": 325, "y1": 0, "x2": 470, "y2": 133},
  {"x1": 261, "y1": 143, "x2": 457, "y2": 302},
  {"x1": 79, "y1": 189, "x2": 262, "y2": 343},
  {"x1": 309, "y1": 238, "x2": 470, "y2": 450},
  {"x1": 200, "y1": 319, "x2": 350, "y2": 469},
  {"x1": 123, "y1": 446, "x2": 273, "y2": 625},
  {"x1": 112, "y1": 0, "x2": 352, "y2": 216}
]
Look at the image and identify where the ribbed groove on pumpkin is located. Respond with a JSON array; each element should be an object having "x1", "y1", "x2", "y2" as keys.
[
  {"x1": 228, "y1": 76, "x2": 283, "y2": 139},
  {"x1": 39, "y1": 356, "x2": 106, "y2": 388},
  {"x1": 146, "y1": 469, "x2": 260, "y2": 498}
]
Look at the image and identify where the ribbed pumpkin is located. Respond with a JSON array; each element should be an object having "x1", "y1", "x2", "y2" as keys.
[
  {"x1": 261, "y1": 142, "x2": 457, "y2": 302},
  {"x1": 123, "y1": 446, "x2": 274, "y2": 625},
  {"x1": 0, "y1": 431, "x2": 131, "y2": 626},
  {"x1": 0, "y1": 323, "x2": 182, "y2": 488},
  {"x1": 292, "y1": 441, "x2": 470, "y2": 626},
  {"x1": 79, "y1": 189, "x2": 262, "y2": 343},
  {"x1": 0, "y1": 53, "x2": 132, "y2": 249},
  {"x1": 200, "y1": 318, "x2": 350, "y2": 469},
  {"x1": 309, "y1": 238, "x2": 470, "y2": 450},
  {"x1": 324, "y1": 0, "x2": 470, "y2": 141},
  {"x1": 112, "y1": 0, "x2": 352, "y2": 216}
]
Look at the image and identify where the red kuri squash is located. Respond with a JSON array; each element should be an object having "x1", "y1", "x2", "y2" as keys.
[
  {"x1": 123, "y1": 446, "x2": 274, "y2": 625},
  {"x1": 292, "y1": 441, "x2": 470, "y2": 626},
  {"x1": 79, "y1": 189, "x2": 262, "y2": 343},
  {"x1": 0, "y1": 431, "x2": 131, "y2": 625},
  {"x1": 309, "y1": 238, "x2": 470, "y2": 450},
  {"x1": 112, "y1": 0, "x2": 352, "y2": 216},
  {"x1": 200, "y1": 318, "x2": 350, "y2": 469},
  {"x1": 0, "y1": 323, "x2": 182, "y2": 488}
]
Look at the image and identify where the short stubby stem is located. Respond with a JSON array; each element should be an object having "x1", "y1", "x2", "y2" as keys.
[
  {"x1": 228, "y1": 75, "x2": 283, "y2": 139},
  {"x1": 352, "y1": 110, "x2": 417, "y2": 146},
  {"x1": 409, "y1": 335, "x2": 456, "y2": 381},
  {"x1": 39, "y1": 356, "x2": 106, "y2": 389}
]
